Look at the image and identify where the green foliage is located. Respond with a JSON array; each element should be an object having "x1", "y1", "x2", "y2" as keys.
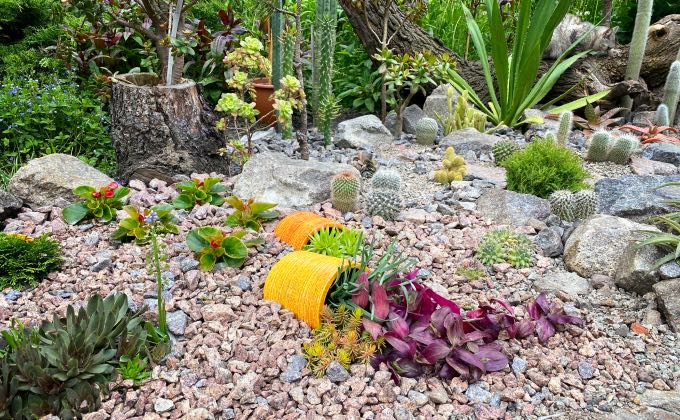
[
  {"x1": 335, "y1": 55, "x2": 381, "y2": 113},
  {"x1": 503, "y1": 138, "x2": 589, "y2": 198},
  {"x1": 312, "y1": 0, "x2": 337, "y2": 144},
  {"x1": 492, "y1": 139, "x2": 520, "y2": 164},
  {"x1": 0, "y1": 233, "x2": 62, "y2": 289},
  {"x1": 303, "y1": 227, "x2": 363, "y2": 258},
  {"x1": 0, "y1": 74, "x2": 114, "y2": 180},
  {"x1": 172, "y1": 177, "x2": 229, "y2": 209},
  {"x1": 436, "y1": 88, "x2": 487, "y2": 135},
  {"x1": 224, "y1": 196, "x2": 279, "y2": 232},
  {"x1": 638, "y1": 182, "x2": 680, "y2": 269},
  {"x1": 0, "y1": 293, "x2": 151, "y2": 418},
  {"x1": 111, "y1": 205, "x2": 179, "y2": 243},
  {"x1": 331, "y1": 171, "x2": 360, "y2": 213},
  {"x1": 476, "y1": 228, "x2": 535, "y2": 269},
  {"x1": 433, "y1": 146, "x2": 467, "y2": 184},
  {"x1": 117, "y1": 355, "x2": 151, "y2": 386},
  {"x1": 455, "y1": 265, "x2": 487, "y2": 281},
  {"x1": 62, "y1": 182, "x2": 129, "y2": 225},
  {"x1": 613, "y1": 0, "x2": 680, "y2": 44},
  {"x1": 302, "y1": 305, "x2": 379, "y2": 377},
  {"x1": 445, "y1": 0, "x2": 603, "y2": 127},
  {"x1": 662, "y1": 61, "x2": 680, "y2": 125},
  {"x1": 415, "y1": 117, "x2": 439, "y2": 145},
  {"x1": 556, "y1": 111, "x2": 573, "y2": 148},
  {"x1": 186, "y1": 226, "x2": 262, "y2": 271}
]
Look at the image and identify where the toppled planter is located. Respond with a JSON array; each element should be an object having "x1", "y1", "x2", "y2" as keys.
[{"x1": 274, "y1": 211, "x2": 344, "y2": 250}]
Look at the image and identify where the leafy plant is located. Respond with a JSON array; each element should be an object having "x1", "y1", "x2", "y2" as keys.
[
  {"x1": 476, "y1": 228, "x2": 535, "y2": 269},
  {"x1": 111, "y1": 205, "x2": 179, "y2": 243},
  {"x1": 0, "y1": 233, "x2": 62, "y2": 289},
  {"x1": 620, "y1": 120, "x2": 680, "y2": 144},
  {"x1": 502, "y1": 138, "x2": 589, "y2": 198},
  {"x1": 455, "y1": 264, "x2": 487, "y2": 281},
  {"x1": 172, "y1": 177, "x2": 229, "y2": 209},
  {"x1": 117, "y1": 355, "x2": 151, "y2": 385},
  {"x1": 186, "y1": 226, "x2": 262, "y2": 271},
  {"x1": 62, "y1": 182, "x2": 129, "y2": 225},
  {"x1": 444, "y1": 0, "x2": 605, "y2": 127},
  {"x1": 302, "y1": 304, "x2": 380, "y2": 377},
  {"x1": 224, "y1": 196, "x2": 279, "y2": 231},
  {"x1": 303, "y1": 227, "x2": 363, "y2": 258}
]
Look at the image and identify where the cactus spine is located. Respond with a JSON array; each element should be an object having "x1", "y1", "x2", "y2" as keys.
[
  {"x1": 492, "y1": 139, "x2": 520, "y2": 164},
  {"x1": 586, "y1": 131, "x2": 611, "y2": 162},
  {"x1": 662, "y1": 61, "x2": 680, "y2": 125},
  {"x1": 415, "y1": 117, "x2": 439, "y2": 145},
  {"x1": 281, "y1": 26, "x2": 295, "y2": 140},
  {"x1": 331, "y1": 171, "x2": 360, "y2": 212},
  {"x1": 367, "y1": 168, "x2": 402, "y2": 220},
  {"x1": 371, "y1": 168, "x2": 401, "y2": 192},
  {"x1": 656, "y1": 104, "x2": 670, "y2": 127},
  {"x1": 608, "y1": 134, "x2": 639, "y2": 165},
  {"x1": 621, "y1": 0, "x2": 653, "y2": 111},
  {"x1": 434, "y1": 146, "x2": 467, "y2": 184},
  {"x1": 312, "y1": 0, "x2": 337, "y2": 145},
  {"x1": 555, "y1": 111, "x2": 573, "y2": 148},
  {"x1": 549, "y1": 189, "x2": 598, "y2": 222},
  {"x1": 572, "y1": 190, "x2": 598, "y2": 220}
]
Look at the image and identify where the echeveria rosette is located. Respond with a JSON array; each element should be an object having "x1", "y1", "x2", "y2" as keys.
[
  {"x1": 224, "y1": 196, "x2": 279, "y2": 232},
  {"x1": 62, "y1": 182, "x2": 129, "y2": 225},
  {"x1": 111, "y1": 204, "x2": 179, "y2": 243},
  {"x1": 172, "y1": 177, "x2": 229, "y2": 210},
  {"x1": 186, "y1": 226, "x2": 263, "y2": 271}
]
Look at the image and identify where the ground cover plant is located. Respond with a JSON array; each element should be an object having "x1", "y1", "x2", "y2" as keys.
[{"x1": 0, "y1": 233, "x2": 62, "y2": 289}]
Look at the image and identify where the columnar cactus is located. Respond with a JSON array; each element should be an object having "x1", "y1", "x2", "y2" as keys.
[
  {"x1": 371, "y1": 168, "x2": 401, "y2": 191},
  {"x1": 656, "y1": 104, "x2": 670, "y2": 127},
  {"x1": 270, "y1": 0, "x2": 283, "y2": 91},
  {"x1": 492, "y1": 139, "x2": 520, "y2": 164},
  {"x1": 281, "y1": 27, "x2": 295, "y2": 140},
  {"x1": 434, "y1": 146, "x2": 467, "y2": 184},
  {"x1": 367, "y1": 168, "x2": 402, "y2": 220},
  {"x1": 555, "y1": 111, "x2": 573, "y2": 148},
  {"x1": 331, "y1": 171, "x2": 360, "y2": 213},
  {"x1": 312, "y1": 0, "x2": 337, "y2": 144},
  {"x1": 416, "y1": 117, "x2": 439, "y2": 145},
  {"x1": 608, "y1": 134, "x2": 639, "y2": 165},
  {"x1": 662, "y1": 61, "x2": 680, "y2": 125},
  {"x1": 586, "y1": 131, "x2": 611, "y2": 162},
  {"x1": 572, "y1": 189, "x2": 598, "y2": 220},
  {"x1": 622, "y1": 0, "x2": 653, "y2": 111},
  {"x1": 549, "y1": 190, "x2": 576, "y2": 222}
]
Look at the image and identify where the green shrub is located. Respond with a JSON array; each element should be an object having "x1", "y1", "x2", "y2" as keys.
[
  {"x1": 0, "y1": 73, "x2": 115, "y2": 179},
  {"x1": 0, "y1": 233, "x2": 62, "y2": 289},
  {"x1": 502, "y1": 138, "x2": 589, "y2": 198}
]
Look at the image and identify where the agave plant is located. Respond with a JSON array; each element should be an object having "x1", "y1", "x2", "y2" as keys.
[{"x1": 620, "y1": 119, "x2": 680, "y2": 144}]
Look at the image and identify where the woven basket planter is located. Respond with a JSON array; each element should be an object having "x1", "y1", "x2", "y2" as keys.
[
  {"x1": 274, "y1": 211, "x2": 344, "y2": 250},
  {"x1": 264, "y1": 251, "x2": 350, "y2": 328}
]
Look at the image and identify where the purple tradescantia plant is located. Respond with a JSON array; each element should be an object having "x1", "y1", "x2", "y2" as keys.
[{"x1": 526, "y1": 292, "x2": 584, "y2": 343}]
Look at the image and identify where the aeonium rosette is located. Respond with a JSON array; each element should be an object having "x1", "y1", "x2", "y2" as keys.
[{"x1": 62, "y1": 182, "x2": 129, "y2": 225}]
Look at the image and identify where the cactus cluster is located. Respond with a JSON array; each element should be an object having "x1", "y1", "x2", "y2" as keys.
[
  {"x1": 437, "y1": 89, "x2": 487, "y2": 135},
  {"x1": 415, "y1": 117, "x2": 439, "y2": 145},
  {"x1": 585, "y1": 130, "x2": 639, "y2": 164},
  {"x1": 555, "y1": 111, "x2": 573, "y2": 147},
  {"x1": 662, "y1": 61, "x2": 680, "y2": 125},
  {"x1": 622, "y1": 0, "x2": 653, "y2": 111},
  {"x1": 366, "y1": 168, "x2": 402, "y2": 221},
  {"x1": 434, "y1": 146, "x2": 467, "y2": 184},
  {"x1": 549, "y1": 189, "x2": 598, "y2": 222},
  {"x1": 281, "y1": 27, "x2": 296, "y2": 139},
  {"x1": 312, "y1": 0, "x2": 338, "y2": 145},
  {"x1": 331, "y1": 171, "x2": 361, "y2": 213},
  {"x1": 492, "y1": 139, "x2": 520, "y2": 164}
]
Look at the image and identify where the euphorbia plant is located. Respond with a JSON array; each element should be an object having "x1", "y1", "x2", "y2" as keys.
[
  {"x1": 172, "y1": 177, "x2": 229, "y2": 209},
  {"x1": 62, "y1": 182, "x2": 129, "y2": 225},
  {"x1": 224, "y1": 196, "x2": 279, "y2": 232},
  {"x1": 186, "y1": 226, "x2": 263, "y2": 271}
]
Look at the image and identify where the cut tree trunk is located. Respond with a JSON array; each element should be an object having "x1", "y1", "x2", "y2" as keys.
[
  {"x1": 110, "y1": 73, "x2": 230, "y2": 183},
  {"x1": 339, "y1": 0, "x2": 680, "y2": 109}
]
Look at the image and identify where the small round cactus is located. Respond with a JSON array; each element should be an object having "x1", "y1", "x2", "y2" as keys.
[
  {"x1": 607, "y1": 134, "x2": 639, "y2": 165},
  {"x1": 549, "y1": 190, "x2": 576, "y2": 222},
  {"x1": 492, "y1": 139, "x2": 520, "y2": 164},
  {"x1": 586, "y1": 131, "x2": 611, "y2": 162},
  {"x1": 415, "y1": 117, "x2": 439, "y2": 145},
  {"x1": 434, "y1": 146, "x2": 467, "y2": 184},
  {"x1": 366, "y1": 190, "x2": 402, "y2": 221},
  {"x1": 331, "y1": 171, "x2": 360, "y2": 213},
  {"x1": 572, "y1": 189, "x2": 598, "y2": 220},
  {"x1": 371, "y1": 168, "x2": 401, "y2": 192}
]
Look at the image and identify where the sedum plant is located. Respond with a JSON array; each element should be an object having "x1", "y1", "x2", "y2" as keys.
[
  {"x1": 434, "y1": 146, "x2": 467, "y2": 184},
  {"x1": 0, "y1": 233, "x2": 62, "y2": 290},
  {"x1": 476, "y1": 228, "x2": 535, "y2": 268},
  {"x1": 172, "y1": 177, "x2": 229, "y2": 209},
  {"x1": 186, "y1": 227, "x2": 262, "y2": 271},
  {"x1": 224, "y1": 196, "x2": 279, "y2": 231},
  {"x1": 62, "y1": 182, "x2": 129, "y2": 225},
  {"x1": 303, "y1": 227, "x2": 363, "y2": 258}
]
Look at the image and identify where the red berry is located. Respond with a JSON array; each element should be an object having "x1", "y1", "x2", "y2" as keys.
[
  {"x1": 210, "y1": 240, "x2": 218, "y2": 248},
  {"x1": 104, "y1": 190, "x2": 114, "y2": 198},
  {"x1": 108, "y1": 181, "x2": 119, "y2": 189},
  {"x1": 91, "y1": 191, "x2": 101, "y2": 198}
]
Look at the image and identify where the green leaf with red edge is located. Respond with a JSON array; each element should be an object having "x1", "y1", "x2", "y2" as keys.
[{"x1": 222, "y1": 236, "x2": 248, "y2": 259}]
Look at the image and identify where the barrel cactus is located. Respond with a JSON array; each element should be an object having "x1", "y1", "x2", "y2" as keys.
[
  {"x1": 572, "y1": 189, "x2": 598, "y2": 220},
  {"x1": 331, "y1": 171, "x2": 360, "y2": 213},
  {"x1": 366, "y1": 190, "x2": 402, "y2": 221},
  {"x1": 492, "y1": 139, "x2": 520, "y2": 164},
  {"x1": 586, "y1": 131, "x2": 611, "y2": 162},
  {"x1": 371, "y1": 168, "x2": 401, "y2": 192},
  {"x1": 607, "y1": 134, "x2": 638, "y2": 165},
  {"x1": 415, "y1": 117, "x2": 439, "y2": 145},
  {"x1": 434, "y1": 146, "x2": 466, "y2": 184},
  {"x1": 549, "y1": 190, "x2": 576, "y2": 222}
]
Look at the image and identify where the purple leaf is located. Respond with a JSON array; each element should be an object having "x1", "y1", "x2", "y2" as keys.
[
  {"x1": 526, "y1": 301, "x2": 542, "y2": 320},
  {"x1": 438, "y1": 362, "x2": 456, "y2": 379},
  {"x1": 476, "y1": 347, "x2": 509, "y2": 371},
  {"x1": 362, "y1": 318, "x2": 384, "y2": 340},
  {"x1": 535, "y1": 317, "x2": 556, "y2": 342},
  {"x1": 430, "y1": 306, "x2": 451, "y2": 335},
  {"x1": 389, "y1": 312, "x2": 409, "y2": 339},
  {"x1": 547, "y1": 313, "x2": 584, "y2": 327},
  {"x1": 391, "y1": 358, "x2": 423, "y2": 378},
  {"x1": 446, "y1": 356, "x2": 470, "y2": 378},
  {"x1": 384, "y1": 333, "x2": 416, "y2": 358},
  {"x1": 409, "y1": 330, "x2": 436, "y2": 345},
  {"x1": 451, "y1": 348, "x2": 485, "y2": 372},
  {"x1": 491, "y1": 298, "x2": 515, "y2": 316},
  {"x1": 463, "y1": 329, "x2": 493, "y2": 343},
  {"x1": 421, "y1": 340, "x2": 451, "y2": 364},
  {"x1": 535, "y1": 292, "x2": 551, "y2": 314},
  {"x1": 423, "y1": 288, "x2": 461, "y2": 314},
  {"x1": 372, "y1": 282, "x2": 390, "y2": 319},
  {"x1": 352, "y1": 273, "x2": 370, "y2": 308},
  {"x1": 405, "y1": 269, "x2": 420, "y2": 280},
  {"x1": 508, "y1": 319, "x2": 534, "y2": 339},
  {"x1": 445, "y1": 313, "x2": 465, "y2": 347}
]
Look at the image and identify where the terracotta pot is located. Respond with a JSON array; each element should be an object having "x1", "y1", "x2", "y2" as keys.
[
  {"x1": 274, "y1": 211, "x2": 345, "y2": 250},
  {"x1": 252, "y1": 77, "x2": 276, "y2": 125}
]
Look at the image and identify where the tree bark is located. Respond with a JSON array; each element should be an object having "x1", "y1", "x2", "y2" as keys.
[{"x1": 111, "y1": 73, "x2": 231, "y2": 182}]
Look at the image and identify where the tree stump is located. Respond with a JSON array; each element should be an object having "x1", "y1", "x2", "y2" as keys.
[{"x1": 110, "y1": 73, "x2": 230, "y2": 182}]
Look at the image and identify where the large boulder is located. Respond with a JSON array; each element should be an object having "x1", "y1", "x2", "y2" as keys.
[
  {"x1": 653, "y1": 279, "x2": 680, "y2": 333},
  {"x1": 0, "y1": 191, "x2": 22, "y2": 223},
  {"x1": 232, "y1": 152, "x2": 361, "y2": 209},
  {"x1": 640, "y1": 389, "x2": 680, "y2": 415},
  {"x1": 439, "y1": 128, "x2": 500, "y2": 157},
  {"x1": 423, "y1": 84, "x2": 458, "y2": 121},
  {"x1": 384, "y1": 104, "x2": 425, "y2": 136},
  {"x1": 614, "y1": 242, "x2": 663, "y2": 295},
  {"x1": 564, "y1": 215, "x2": 656, "y2": 278},
  {"x1": 595, "y1": 175, "x2": 680, "y2": 222},
  {"x1": 9, "y1": 154, "x2": 113, "y2": 208},
  {"x1": 335, "y1": 115, "x2": 393, "y2": 149},
  {"x1": 476, "y1": 189, "x2": 551, "y2": 226},
  {"x1": 642, "y1": 143, "x2": 680, "y2": 166}
]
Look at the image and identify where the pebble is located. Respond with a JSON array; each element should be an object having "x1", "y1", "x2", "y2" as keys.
[
  {"x1": 326, "y1": 361, "x2": 350, "y2": 383},
  {"x1": 280, "y1": 355, "x2": 306, "y2": 383},
  {"x1": 153, "y1": 398, "x2": 174, "y2": 413}
]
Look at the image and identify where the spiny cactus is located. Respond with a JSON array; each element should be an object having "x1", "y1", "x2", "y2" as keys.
[
  {"x1": 662, "y1": 61, "x2": 680, "y2": 125},
  {"x1": 366, "y1": 190, "x2": 402, "y2": 221},
  {"x1": 622, "y1": 0, "x2": 653, "y2": 111},
  {"x1": 371, "y1": 168, "x2": 401, "y2": 192},
  {"x1": 312, "y1": 0, "x2": 337, "y2": 144},
  {"x1": 271, "y1": 0, "x2": 283, "y2": 91},
  {"x1": 437, "y1": 89, "x2": 487, "y2": 135},
  {"x1": 549, "y1": 190, "x2": 576, "y2": 222},
  {"x1": 586, "y1": 131, "x2": 612, "y2": 162},
  {"x1": 608, "y1": 134, "x2": 639, "y2": 165},
  {"x1": 555, "y1": 111, "x2": 573, "y2": 148},
  {"x1": 572, "y1": 189, "x2": 598, "y2": 220},
  {"x1": 434, "y1": 146, "x2": 467, "y2": 184},
  {"x1": 492, "y1": 139, "x2": 520, "y2": 164},
  {"x1": 416, "y1": 117, "x2": 439, "y2": 145},
  {"x1": 281, "y1": 26, "x2": 295, "y2": 140},
  {"x1": 331, "y1": 171, "x2": 360, "y2": 213},
  {"x1": 656, "y1": 104, "x2": 670, "y2": 127}
]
